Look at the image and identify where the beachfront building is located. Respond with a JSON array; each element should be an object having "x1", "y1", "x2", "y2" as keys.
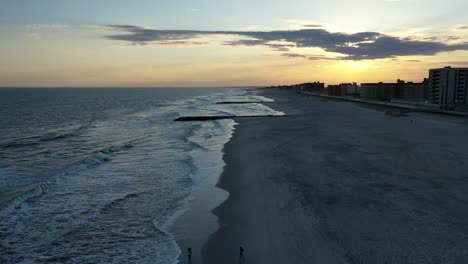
[
  {"x1": 360, "y1": 82, "x2": 395, "y2": 100},
  {"x1": 343, "y1": 83, "x2": 360, "y2": 97},
  {"x1": 392, "y1": 79, "x2": 429, "y2": 102},
  {"x1": 302, "y1": 82, "x2": 325, "y2": 94},
  {"x1": 361, "y1": 80, "x2": 430, "y2": 102},
  {"x1": 429, "y1": 67, "x2": 468, "y2": 110},
  {"x1": 327, "y1": 85, "x2": 344, "y2": 96},
  {"x1": 327, "y1": 83, "x2": 360, "y2": 97},
  {"x1": 273, "y1": 82, "x2": 325, "y2": 93}
]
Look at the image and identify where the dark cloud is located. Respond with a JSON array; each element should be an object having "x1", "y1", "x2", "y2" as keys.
[
  {"x1": 280, "y1": 54, "x2": 339, "y2": 61},
  {"x1": 153, "y1": 41, "x2": 207, "y2": 45},
  {"x1": 308, "y1": 55, "x2": 338, "y2": 61},
  {"x1": 301, "y1": 24, "x2": 322, "y2": 28},
  {"x1": 104, "y1": 25, "x2": 468, "y2": 60},
  {"x1": 212, "y1": 39, "x2": 293, "y2": 51},
  {"x1": 266, "y1": 43, "x2": 293, "y2": 51},
  {"x1": 419, "y1": 35, "x2": 462, "y2": 42},
  {"x1": 326, "y1": 36, "x2": 468, "y2": 60},
  {"x1": 458, "y1": 26, "x2": 468, "y2": 30},
  {"x1": 224, "y1": 39, "x2": 269, "y2": 46},
  {"x1": 106, "y1": 28, "x2": 207, "y2": 42},
  {"x1": 190, "y1": 41, "x2": 208, "y2": 45},
  {"x1": 106, "y1": 25, "x2": 143, "y2": 31},
  {"x1": 444, "y1": 35, "x2": 463, "y2": 41},
  {"x1": 281, "y1": 53, "x2": 307, "y2": 58}
]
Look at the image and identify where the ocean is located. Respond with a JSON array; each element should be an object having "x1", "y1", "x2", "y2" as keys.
[{"x1": 0, "y1": 87, "x2": 282, "y2": 263}]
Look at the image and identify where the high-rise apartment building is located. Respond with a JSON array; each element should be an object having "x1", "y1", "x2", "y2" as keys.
[{"x1": 429, "y1": 67, "x2": 468, "y2": 109}]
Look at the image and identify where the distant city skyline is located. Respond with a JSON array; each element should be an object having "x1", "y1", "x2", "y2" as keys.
[{"x1": 1, "y1": 0, "x2": 468, "y2": 87}]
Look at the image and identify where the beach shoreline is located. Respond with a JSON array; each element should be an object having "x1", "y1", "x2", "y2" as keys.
[
  {"x1": 171, "y1": 158, "x2": 229, "y2": 264},
  {"x1": 199, "y1": 88, "x2": 468, "y2": 263}
]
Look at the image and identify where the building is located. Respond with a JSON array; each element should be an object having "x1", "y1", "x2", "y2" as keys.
[
  {"x1": 301, "y1": 82, "x2": 325, "y2": 94},
  {"x1": 327, "y1": 85, "x2": 344, "y2": 96},
  {"x1": 392, "y1": 79, "x2": 429, "y2": 102},
  {"x1": 360, "y1": 82, "x2": 395, "y2": 100},
  {"x1": 362, "y1": 80, "x2": 430, "y2": 102},
  {"x1": 429, "y1": 67, "x2": 468, "y2": 110},
  {"x1": 327, "y1": 83, "x2": 359, "y2": 97},
  {"x1": 342, "y1": 83, "x2": 360, "y2": 97},
  {"x1": 272, "y1": 82, "x2": 325, "y2": 93}
]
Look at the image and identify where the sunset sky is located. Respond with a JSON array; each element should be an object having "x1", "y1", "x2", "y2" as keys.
[{"x1": 1, "y1": 0, "x2": 468, "y2": 87}]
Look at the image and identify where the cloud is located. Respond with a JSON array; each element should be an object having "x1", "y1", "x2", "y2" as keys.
[
  {"x1": 224, "y1": 39, "x2": 293, "y2": 51},
  {"x1": 280, "y1": 53, "x2": 342, "y2": 61},
  {"x1": 308, "y1": 55, "x2": 339, "y2": 61},
  {"x1": 105, "y1": 26, "x2": 209, "y2": 43},
  {"x1": 301, "y1": 24, "x2": 322, "y2": 28},
  {"x1": 281, "y1": 53, "x2": 307, "y2": 58},
  {"x1": 326, "y1": 35, "x2": 468, "y2": 60},
  {"x1": 417, "y1": 35, "x2": 463, "y2": 42},
  {"x1": 103, "y1": 25, "x2": 468, "y2": 60},
  {"x1": 458, "y1": 26, "x2": 468, "y2": 30}
]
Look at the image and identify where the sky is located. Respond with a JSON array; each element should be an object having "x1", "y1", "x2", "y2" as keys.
[{"x1": 1, "y1": 0, "x2": 468, "y2": 87}]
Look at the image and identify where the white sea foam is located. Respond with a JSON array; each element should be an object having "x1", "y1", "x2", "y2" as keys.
[{"x1": 0, "y1": 88, "x2": 281, "y2": 264}]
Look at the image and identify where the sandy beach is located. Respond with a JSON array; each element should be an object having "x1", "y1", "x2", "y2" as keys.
[{"x1": 195, "y1": 88, "x2": 468, "y2": 264}]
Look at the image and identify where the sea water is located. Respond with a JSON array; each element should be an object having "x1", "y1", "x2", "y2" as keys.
[{"x1": 0, "y1": 88, "x2": 282, "y2": 263}]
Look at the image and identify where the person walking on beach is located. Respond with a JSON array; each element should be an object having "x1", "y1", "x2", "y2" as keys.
[
  {"x1": 188, "y1": 248, "x2": 192, "y2": 264},
  {"x1": 240, "y1": 246, "x2": 246, "y2": 264}
]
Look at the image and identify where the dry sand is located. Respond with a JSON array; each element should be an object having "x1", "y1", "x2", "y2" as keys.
[{"x1": 199, "y1": 88, "x2": 468, "y2": 264}]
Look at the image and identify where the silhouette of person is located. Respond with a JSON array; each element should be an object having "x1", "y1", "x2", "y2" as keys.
[
  {"x1": 411, "y1": 119, "x2": 413, "y2": 124},
  {"x1": 188, "y1": 248, "x2": 192, "y2": 264},
  {"x1": 240, "y1": 246, "x2": 245, "y2": 263}
]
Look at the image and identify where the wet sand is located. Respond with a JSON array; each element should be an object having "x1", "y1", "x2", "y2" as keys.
[{"x1": 201, "y1": 88, "x2": 468, "y2": 263}]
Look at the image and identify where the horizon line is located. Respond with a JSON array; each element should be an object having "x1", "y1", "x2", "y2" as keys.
[{"x1": 0, "y1": 86, "x2": 267, "y2": 89}]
